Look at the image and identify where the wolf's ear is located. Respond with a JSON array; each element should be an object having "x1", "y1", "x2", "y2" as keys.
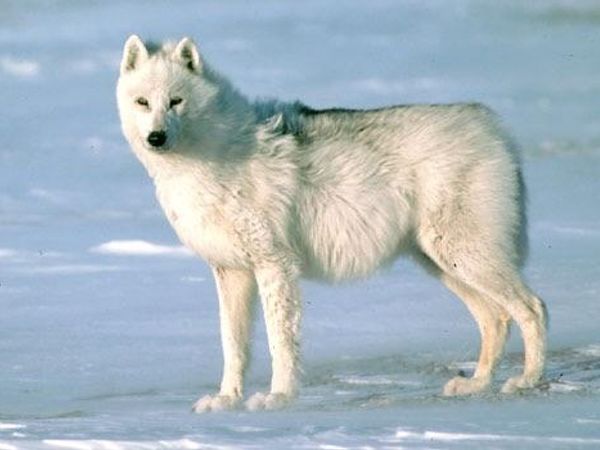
[
  {"x1": 174, "y1": 37, "x2": 202, "y2": 73},
  {"x1": 120, "y1": 35, "x2": 149, "y2": 74}
]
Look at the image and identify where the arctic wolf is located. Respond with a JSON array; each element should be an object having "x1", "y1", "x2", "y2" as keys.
[{"x1": 116, "y1": 35, "x2": 547, "y2": 412}]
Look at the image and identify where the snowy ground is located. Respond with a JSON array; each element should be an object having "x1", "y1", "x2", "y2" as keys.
[{"x1": 1, "y1": 1, "x2": 600, "y2": 448}]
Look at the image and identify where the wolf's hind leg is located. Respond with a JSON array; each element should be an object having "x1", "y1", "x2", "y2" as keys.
[
  {"x1": 193, "y1": 267, "x2": 256, "y2": 413},
  {"x1": 412, "y1": 251, "x2": 510, "y2": 395},
  {"x1": 423, "y1": 242, "x2": 547, "y2": 394},
  {"x1": 441, "y1": 275, "x2": 511, "y2": 396},
  {"x1": 496, "y1": 287, "x2": 547, "y2": 393},
  {"x1": 454, "y1": 266, "x2": 547, "y2": 393},
  {"x1": 418, "y1": 225, "x2": 547, "y2": 394},
  {"x1": 472, "y1": 276, "x2": 546, "y2": 394}
]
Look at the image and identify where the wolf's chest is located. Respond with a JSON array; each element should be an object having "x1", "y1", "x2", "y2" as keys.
[{"x1": 155, "y1": 177, "x2": 247, "y2": 268}]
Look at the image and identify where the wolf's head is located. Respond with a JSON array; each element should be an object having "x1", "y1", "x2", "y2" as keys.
[{"x1": 116, "y1": 35, "x2": 219, "y2": 154}]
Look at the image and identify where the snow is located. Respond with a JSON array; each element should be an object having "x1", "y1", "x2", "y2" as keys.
[
  {"x1": 0, "y1": 56, "x2": 40, "y2": 78},
  {"x1": 394, "y1": 429, "x2": 600, "y2": 446},
  {"x1": 0, "y1": 249, "x2": 17, "y2": 259},
  {"x1": 42, "y1": 440, "x2": 207, "y2": 450},
  {"x1": 1, "y1": 0, "x2": 600, "y2": 448},
  {"x1": 90, "y1": 240, "x2": 192, "y2": 257},
  {"x1": 0, "y1": 425, "x2": 25, "y2": 431}
]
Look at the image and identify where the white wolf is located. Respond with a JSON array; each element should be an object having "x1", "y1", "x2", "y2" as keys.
[{"x1": 116, "y1": 35, "x2": 547, "y2": 412}]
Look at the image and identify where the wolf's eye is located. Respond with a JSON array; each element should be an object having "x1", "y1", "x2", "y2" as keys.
[
  {"x1": 169, "y1": 97, "x2": 183, "y2": 108},
  {"x1": 135, "y1": 97, "x2": 149, "y2": 107}
]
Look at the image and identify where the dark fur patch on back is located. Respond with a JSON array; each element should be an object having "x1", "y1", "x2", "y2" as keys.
[{"x1": 253, "y1": 100, "x2": 308, "y2": 136}]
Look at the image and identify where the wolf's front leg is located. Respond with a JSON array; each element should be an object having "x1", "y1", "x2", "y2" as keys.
[
  {"x1": 246, "y1": 264, "x2": 301, "y2": 411},
  {"x1": 192, "y1": 267, "x2": 256, "y2": 413}
]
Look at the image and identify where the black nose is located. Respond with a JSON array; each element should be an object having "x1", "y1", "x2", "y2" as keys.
[{"x1": 147, "y1": 131, "x2": 167, "y2": 147}]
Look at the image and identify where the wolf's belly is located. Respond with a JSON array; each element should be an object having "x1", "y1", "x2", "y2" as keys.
[{"x1": 297, "y1": 187, "x2": 411, "y2": 282}]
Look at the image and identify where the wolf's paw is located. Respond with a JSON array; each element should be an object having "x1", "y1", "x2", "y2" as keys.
[
  {"x1": 443, "y1": 375, "x2": 490, "y2": 396},
  {"x1": 501, "y1": 375, "x2": 540, "y2": 394},
  {"x1": 192, "y1": 394, "x2": 242, "y2": 413},
  {"x1": 245, "y1": 392, "x2": 293, "y2": 411}
]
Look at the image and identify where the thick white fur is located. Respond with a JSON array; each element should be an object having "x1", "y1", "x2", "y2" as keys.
[{"x1": 116, "y1": 36, "x2": 547, "y2": 411}]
